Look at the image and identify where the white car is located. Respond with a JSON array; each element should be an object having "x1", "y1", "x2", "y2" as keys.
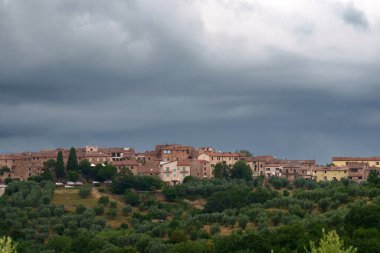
[
  {"x1": 55, "y1": 182, "x2": 64, "y2": 186},
  {"x1": 66, "y1": 181, "x2": 75, "y2": 186},
  {"x1": 92, "y1": 181, "x2": 101, "y2": 184},
  {"x1": 64, "y1": 185, "x2": 74, "y2": 189},
  {"x1": 74, "y1": 181, "x2": 84, "y2": 186}
]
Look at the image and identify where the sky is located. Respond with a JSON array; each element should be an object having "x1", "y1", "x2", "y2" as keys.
[{"x1": 1, "y1": 0, "x2": 380, "y2": 163}]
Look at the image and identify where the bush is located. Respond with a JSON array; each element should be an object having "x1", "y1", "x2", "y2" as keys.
[
  {"x1": 107, "y1": 208, "x2": 117, "y2": 219},
  {"x1": 98, "y1": 196, "x2": 110, "y2": 206},
  {"x1": 122, "y1": 205, "x2": 133, "y2": 216},
  {"x1": 110, "y1": 201, "x2": 117, "y2": 209},
  {"x1": 210, "y1": 224, "x2": 220, "y2": 235},
  {"x1": 124, "y1": 190, "x2": 140, "y2": 206},
  {"x1": 318, "y1": 198, "x2": 331, "y2": 212},
  {"x1": 75, "y1": 204, "x2": 86, "y2": 214},
  {"x1": 98, "y1": 187, "x2": 106, "y2": 193},
  {"x1": 93, "y1": 205, "x2": 105, "y2": 215},
  {"x1": 78, "y1": 185, "x2": 92, "y2": 198}
]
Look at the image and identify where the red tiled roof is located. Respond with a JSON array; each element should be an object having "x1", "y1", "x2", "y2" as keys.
[
  {"x1": 202, "y1": 152, "x2": 244, "y2": 157},
  {"x1": 177, "y1": 160, "x2": 191, "y2": 166},
  {"x1": 332, "y1": 157, "x2": 380, "y2": 161}
]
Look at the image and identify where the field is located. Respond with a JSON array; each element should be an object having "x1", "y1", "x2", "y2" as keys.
[{"x1": 52, "y1": 187, "x2": 130, "y2": 227}]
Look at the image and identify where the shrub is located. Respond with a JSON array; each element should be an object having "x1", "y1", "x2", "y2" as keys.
[
  {"x1": 124, "y1": 190, "x2": 140, "y2": 206},
  {"x1": 110, "y1": 201, "x2": 117, "y2": 209},
  {"x1": 78, "y1": 185, "x2": 92, "y2": 198},
  {"x1": 93, "y1": 205, "x2": 104, "y2": 215},
  {"x1": 107, "y1": 208, "x2": 117, "y2": 219},
  {"x1": 98, "y1": 196, "x2": 110, "y2": 206},
  {"x1": 122, "y1": 205, "x2": 133, "y2": 216},
  {"x1": 75, "y1": 204, "x2": 86, "y2": 214}
]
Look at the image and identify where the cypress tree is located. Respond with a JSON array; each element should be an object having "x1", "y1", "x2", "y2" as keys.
[
  {"x1": 55, "y1": 151, "x2": 65, "y2": 179},
  {"x1": 67, "y1": 147, "x2": 78, "y2": 171}
]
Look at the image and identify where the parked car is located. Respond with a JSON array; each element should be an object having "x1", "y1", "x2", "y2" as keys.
[
  {"x1": 55, "y1": 182, "x2": 64, "y2": 186},
  {"x1": 92, "y1": 181, "x2": 101, "y2": 184},
  {"x1": 64, "y1": 185, "x2": 74, "y2": 189},
  {"x1": 74, "y1": 181, "x2": 84, "y2": 186},
  {"x1": 103, "y1": 180, "x2": 112, "y2": 184},
  {"x1": 66, "y1": 181, "x2": 75, "y2": 186}
]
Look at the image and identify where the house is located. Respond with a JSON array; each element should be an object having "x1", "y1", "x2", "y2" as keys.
[
  {"x1": 159, "y1": 160, "x2": 190, "y2": 185},
  {"x1": 112, "y1": 160, "x2": 139, "y2": 175},
  {"x1": 190, "y1": 160, "x2": 213, "y2": 179},
  {"x1": 197, "y1": 152, "x2": 246, "y2": 167},
  {"x1": 314, "y1": 166, "x2": 349, "y2": 182},
  {"x1": 332, "y1": 157, "x2": 380, "y2": 167},
  {"x1": 263, "y1": 164, "x2": 283, "y2": 177}
]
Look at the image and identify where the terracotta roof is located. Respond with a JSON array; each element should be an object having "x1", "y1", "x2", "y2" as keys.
[
  {"x1": 112, "y1": 160, "x2": 139, "y2": 166},
  {"x1": 202, "y1": 152, "x2": 244, "y2": 157},
  {"x1": 177, "y1": 160, "x2": 191, "y2": 166},
  {"x1": 332, "y1": 157, "x2": 380, "y2": 161},
  {"x1": 315, "y1": 166, "x2": 349, "y2": 171}
]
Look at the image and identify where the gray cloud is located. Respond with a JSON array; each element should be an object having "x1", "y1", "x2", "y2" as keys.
[
  {"x1": 340, "y1": 2, "x2": 369, "y2": 30},
  {"x1": 1, "y1": 0, "x2": 380, "y2": 163}
]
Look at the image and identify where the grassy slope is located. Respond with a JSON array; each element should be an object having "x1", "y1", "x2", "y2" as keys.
[{"x1": 52, "y1": 187, "x2": 131, "y2": 228}]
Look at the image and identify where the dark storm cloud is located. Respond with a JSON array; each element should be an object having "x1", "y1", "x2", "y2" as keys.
[{"x1": 0, "y1": 0, "x2": 380, "y2": 163}]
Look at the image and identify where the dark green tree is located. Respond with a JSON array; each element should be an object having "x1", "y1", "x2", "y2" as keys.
[
  {"x1": 55, "y1": 151, "x2": 65, "y2": 179},
  {"x1": 42, "y1": 159, "x2": 55, "y2": 181},
  {"x1": 214, "y1": 163, "x2": 230, "y2": 179},
  {"x1": 368, "y1": 170, "x2": 380, "y2": 185},
  {"x1": 230, "y1": 161, "x2": 252, "y2": 180},
  {"x1": 78, "y1": 159, "x2": 93, "y2": 180},
  {"x1": 67, "y1": 147, "x2": 79, "y2": 171},
  {"x1": 239, "y1": 150, "x2": 253, "y2": 157}
]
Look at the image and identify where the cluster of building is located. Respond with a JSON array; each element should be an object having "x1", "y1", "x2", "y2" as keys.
[{"x1": 1, "y1": 144, "x2": 380, "y2": 185}]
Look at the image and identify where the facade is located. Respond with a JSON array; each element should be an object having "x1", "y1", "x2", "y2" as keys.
[
  {"x1": 263, "y1": 164, "x2": 283, "y2": 177},
  {"x1": 159, "y1": 160, "x2": 190, "y2": 185},
  {"x1": 197, "y1": 152, "x2": 246, "y2": 167},
  {"x1": 155, "y1": 144, "x2": 197, "y2": 162},
  {"x1": 332, "y1": 157, "x2": 380, "y2": 167},
  {"x1": 190, "y1": 160, "x2": 213, "y2": 179},
  {"x1": 112, "y1": 160, "x2": 139, "y2": 175},
  {"x1": 314, "y1": 166, "x2": 349, "y2": 182}
]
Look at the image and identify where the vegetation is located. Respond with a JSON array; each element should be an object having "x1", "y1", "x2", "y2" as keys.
[
  {"x1": 67, "y1": 147, "x2": 79, "y2": 171},
  {"x1": 2, "y1": 169, "x2": 380, "y2": 252},
  {"x1": 55, "y1": 151, "x2": 65, "y2": 179}
]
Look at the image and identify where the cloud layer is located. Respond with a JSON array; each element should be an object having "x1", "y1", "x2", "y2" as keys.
[{"x1": 1, "y1": 0, "x2": 380, "y2": 163}]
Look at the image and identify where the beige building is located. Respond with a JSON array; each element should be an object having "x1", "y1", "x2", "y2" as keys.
[
  {"x1": 197, "y1": 152, "x2": 246, "y2": 167},
  {"x1": 314, "y1": 166, "x2": 349, "y2": 182},
  {"x1": 190, "y1": 160, "x2": 213, "y2": 179},
  {"x1": 160, "y1": 160, "x2": 191, "y2": 185},
  {"x1": 332, "y1": 157, "x2": 380, "y2": 167}
]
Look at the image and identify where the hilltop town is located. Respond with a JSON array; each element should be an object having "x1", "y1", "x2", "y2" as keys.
[{"x1": 1, "y1": 144, "x2": 379, "y2": 184}]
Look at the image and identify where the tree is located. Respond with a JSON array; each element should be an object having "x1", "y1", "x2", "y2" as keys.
[
  {"x1": 368, "y1": 170, "x2": 380, "y2": 185},
  {"x1": 47, "y1": 235, "x2": 72, "y2": 253},
  {"x1": 0, "y1": 236, "x2": 17, "y2": 253},
  {"x1": 67, "y1": 147, "x2": 78, "y2": 171},
  {"x1": 42, "y1": 159, "x2": 54, "y2": 181},
  {"x1": 96, "y1": 164, "x2": 117, "y2": 181},
  {"x1": 124, "y1": 190, "x2": 140, "y2": 206},
  {"x1": 55, "y1": 151, "x2": 65, "y2": 179},
  {"x1": 309, "y1": 230, "x2": 357, "y2": 253},
  {"x1": 214, "y1": 163, "x2": 230, "y2": 179},
  {"x1": 79, "y1": 159, "x2": 93, "y2": 179},
  {"x1": 239, "y1": 150, "x2": 253, "y2": 157},
  {"x1": 230, "y1": 161, "x2": 252, "y2": 180},
  {"x1": 79, "y1": 185, "x2": 92, "y2": 198},
  {"x1": 67, "y1": 171, "x2": 80, "y2": 182}
]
